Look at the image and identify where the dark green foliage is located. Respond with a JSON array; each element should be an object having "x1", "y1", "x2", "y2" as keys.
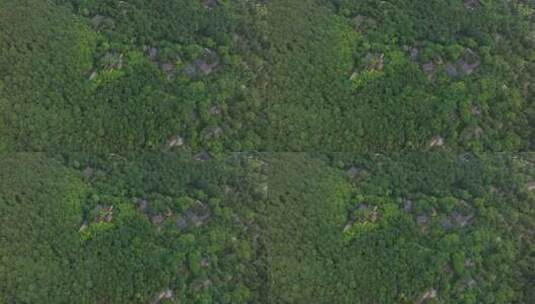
[
  {"x1": 1, "y1": 153, "x2": 534, "y2": 302},
  {"x1": 1, "y1": 0, "x2": 534, "y2": 302},
  {"x1": 265, "y1": 153, "x2": 535, "y2": 303},
  {"x1": 0, "y1": 153, "x2": 266, "y2": 303},
  {"x1": 0, "y1": 0, "x2": 96, "y2": 151},
  {"x1": 0, "y1": 0, "x2": 267, "y2": 152},
  {"x1": 265, "y1": 0, "x2": 534, "y2": 151},
  {"x1": 1, "y1": 0, "x2": 533, "y2": 151}
]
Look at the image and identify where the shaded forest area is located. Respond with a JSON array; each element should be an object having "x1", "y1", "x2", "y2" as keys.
[
  {"x1": 0, "y1": 0, "x2": 534, "y2": 151},
  {"x1": 266, "y1": 0, "x2": 535, "y2": 151},
  {"x1": 0, "y1": 0, "x2": 267, "y2": 152},
  {"x1": 1, "y1": 152, "x2": 534, "y2": 303},
  {"x1": 267, "y1": 152, "x2": 534, "y2": 303},
  {"x1": 1, "y1": 0, "x2": 534, "y2": 303},
  {"x1": 0, "y1": 153, "x2": 267, "y2": 303}
]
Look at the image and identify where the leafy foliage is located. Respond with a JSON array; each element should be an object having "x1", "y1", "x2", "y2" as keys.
[
  {"x1": 0, "y1": 153, "x2": 266, "y2": 303},
  {"x1": 265, "y1": 0, "x2": 535, "y2": 151},
  {"x1": 266, "y1": 153, "x2": 535, "y2": 303},
  {"x1": 0, "y1": 0, "x2": 267, "y2": 152},
  {"x1": 1, "y1": 0, "x2": 533, "y2": 151}
]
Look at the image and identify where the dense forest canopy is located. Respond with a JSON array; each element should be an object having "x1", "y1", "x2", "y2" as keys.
[
  {"x1": 266, "y1": 0, "x2": 535, "y2": 151},
  {"x1": 0, "y1": 153, "x2": 267, "y2": 303},
  {"x1": 1, "y1": 152, "x2": 533, "y2": 303},
  {"x1": 267, "y1": 152, "x2": 535, "y2": 303},
  {"x1": 1, "y1": 0, "x2": 534, "y2": 303},
  {"x1": 0, "y1": 0, "x2": 533, "y2": 151},
  {"x1": 0, "y1": 0, "x2": 267, "y2": 152}
]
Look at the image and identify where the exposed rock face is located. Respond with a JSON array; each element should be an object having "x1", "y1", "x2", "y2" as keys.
[
  {"x1": 460, "y1": 125, "x2": 484, "y2": 142},
  {"x1": 91, "y1": 15, "x2": 105, "y2": 29},
  {"x1": 194, "y1": 151, "x2": 211, "y2": 162},
  {"x1": 83, "y1": 167, "x2": 94, "y2": 178},
  {"x1": 94, "y1": 205, "x2": 113, "y2": 223},
  {"x1": 464, "y1": 0, "x2": 481, "y2": 10},
  {"x1": 526, "y1": 182, "x2": 535, "y2": 191},
  {"x1": 354, "y1": 15, "x2": 366, "y2": 32},
  {"x1": 137, "y1": 199, "x2": 149, "y2": 213},
  {"x1": 344, "y1": 204, "x2": 378, "y2": 232},
  {"x1": 209, "y1": 104, "x2": 221, "y2": 115},
  {"x1": 88, "y1": 70, "x2": 98, "y2": 80},
  {"x1": 458, "y1": 60, "x2": 479, "y2": 75},
  {"x1": 429, "y1": 136, "x2": 444, "y2": 148},
  {"x1": 91, "y1": 15, "x2": 115, "y2": 31},
  {"x1": 403, "y1": 199, "x2": 413, "y2": 212},
  {"x1": 118, "y1": 0, "x2": 129, "y2": 16},
  {"x1": 168, "y1": 135, "x2": 184, "y2": 148},
  {"x1": 176, "y1": 216, "x2": 188, "y2": 231},
  {"x1": 148, "y1": 47, "x2": 158, "y2": 61},
  {"x1": 470, "y1": 106, "x2": 482, "y2": 116},
  {"x1": 457, "y1": 48, "x2": 480, "y2": 75},
  {"x1": 353, "y1": 15, "x2": 376, "y2": 32},
  {"x1": 143, "y1": 46, "x2": 181, "y2": 79},
  {"x1": 177, "y1": 200, "x2": 211, "y2": 231},
  {"x1": 346, "y1": 166, "x2": 359, "y2": 179},
  {"x1": 458, "y1": 278, "x2": 476, "y2": 292},
  {"x1": 161, "y1": 63, "x2": 174, "y2": 73},
  {"x1": 417, "y1": 288, "x2": 437, "y2": 304},
  {"x1": 363, "y1": 52, "x2": 385, "y2": 71},
  {"x1": 160, "y1": 62, "x2": 176, "y2": 79},
  {"x1": 78, "y1": 222, "x2": 88, "y2": 232},
  {"x1": 422, "y1": 62, "x2": 435, "y2": 75},
  {"x1": 445, "y1": 63, "x2": 458, "y2": 78},
  {"x1": 441, "y1": 216, "x2": 453, "y2": 230},
  {"x1": 184, "y1": 48, "x2": 219, "y2": 79},
  {"x1": 417, "y1": 215, "x2": 429, "y2": 226},
  {"x1": 152, "y1": 288, "x2": 173, "y2": 304},
  {"x1": 151, "y1": 214, "x2": 164, "y2": 225},
  {"x1": 192, "y1": 279, "x2": 212, "y2": 291},
  {"x1": 202, "y1": 0, "x2": 219, "y2": 9},
  {"x1": 205, "y1": 126, "x2": 224, "y2": 139},
  {"x1": 187, "y1": 201, "x2": 211, "y2": 227},
  {"x1": 409, "y1": 47, "x2": 419, "y2": 61},
  {"x1": 464, "y1": 258, "x2": 475, "y2": 268},
  {"x1": 101, "y1": 52, "x2": 123, "y2": 70},
  {"x1": 452, "y1": 211, "x2": 472, "y2": 227}
]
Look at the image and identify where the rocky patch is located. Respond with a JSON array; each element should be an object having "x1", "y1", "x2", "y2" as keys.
[
  {"x1": 204, "y1": 126, "x2": 224, "y2": 139},
  {"x1": 83, "y1": 167, "x2": 95, "y2": 179},
  {"x1": 416, "y1": 214, "x2": 429, "y2": 231},
  {"x1": 343, "y1": 204, "x2": 378, "y2": 232},
  {"x1": 403, "y1": 199, "x2": 413, "y2": 212},
  {"x1": 416, "y1": 288, "x2": 437, "y2": 304},
  {"x1": 409, "y1": 47, "x2": 420, "y2": 61},
  {"x1": 184, "y1": 48, "x2": 219, "y2": 79},
  {"x1": 152, "y1": 288, "x2": 173, "y2": 304},
  {"x1": 346, "y1": 166, "x2": 359, "y2": 179},
  {"x1": 457, "y1": 48, "x2": 480, "y2": 75},
  {"x1": 137, "y1": 198, "x2": 149, "y2": 213},
  {"x1": 202, "y1": 0, "x2": 219, "y2": 9},
  {"x1": 209, "y1": 104, "x2": 222, "y2": 115},
  {"x1": 364, "y1": 52, "x2": 385, "y2": 71},
  {"x1": 91, "y1": 15, "x2": 115, "y2": 31},
  {"x1": 429, "y1": 136, "x2": 444, "y2": 148},
  {"x1": 464, "y1": 0, "x2": 481, "y2": 10},
  {"x1": 94, "y1": 205, "x2": 113, "y2": 223},
  {"x1": 445, "y1": 63, "x2": 459, "y2": 78},
  {"x1": 176, "y1": 200, "x2": 212, "y2": 230},
  {"x1": 168, "y1": 135, "x2": 184, "y2": 148},
  {"x1": 194, "y1": 151, "x2": 212, "y2": 162},
  {"x1": 422, "y1": 62, "x2": 436, "y2": 78}
]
